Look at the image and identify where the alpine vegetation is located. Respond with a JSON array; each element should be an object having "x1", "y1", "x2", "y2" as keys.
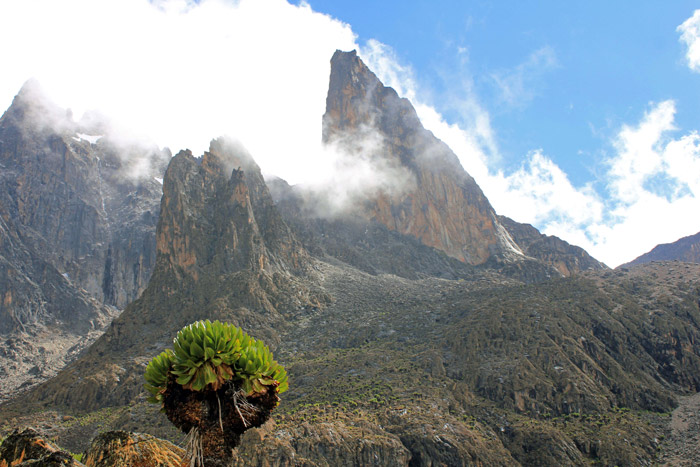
[{"x1": 144, "y1": 320, "x2": 287, "y2": 466}]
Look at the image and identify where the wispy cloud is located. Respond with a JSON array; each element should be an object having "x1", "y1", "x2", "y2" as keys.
[
  {"x1": 490, "y1": 46, "x2": 558, "y2": 109},
  {"x1": 678, "y1": 10, "x2": 700, "y2": 72},
  {"x1": 363, "y1": 41, "x2": 700, "y2": 267}
]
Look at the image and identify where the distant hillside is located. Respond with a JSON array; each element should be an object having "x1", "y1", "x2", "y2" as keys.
[{"x1": 621, "y1": 230, "x2": 700, "y2": 267}]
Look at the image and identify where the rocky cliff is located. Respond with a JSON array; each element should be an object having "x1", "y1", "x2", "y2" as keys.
[
  {"x1": 0, "y1": 81, "x2": 165, "y2": 400},
  {"x1": 2, "y1": 54, "x2": 699, "y2": 466},
  {"x1": 308, "y1": 50, "x2": 602, "y2": 278},
  {"x1": 322, "y1": 50, "x2": 522, "y2": 266}
]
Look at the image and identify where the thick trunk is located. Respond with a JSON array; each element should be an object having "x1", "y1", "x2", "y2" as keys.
[{"x1": 162, "y1": 377, "x2": 279, "y2": 465}]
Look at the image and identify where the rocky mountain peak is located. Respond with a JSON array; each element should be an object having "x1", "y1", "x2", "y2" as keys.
[
  {"x1": 322, "y1": 50, "x2": 522, "y2": 265},
  {"x1": 156, "y1": 138, "x2": 308, "y2": 285},
  {"x1": 1, "y1": 79, "x2": 75, "y2": 137},
  {"x1": 317, "y1": 50, "x2": 606, "y2": 277}
]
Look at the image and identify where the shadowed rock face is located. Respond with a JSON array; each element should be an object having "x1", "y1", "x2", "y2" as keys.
[
  {"x1": 323, "y1": 50, "x2": 519, "y2": 266},
  {"x1": 0, "y1": 81, "x2": 165, "y2": 317},
  {"x1": 0, "y1": 82, "x2": 166, "y2": 400}
]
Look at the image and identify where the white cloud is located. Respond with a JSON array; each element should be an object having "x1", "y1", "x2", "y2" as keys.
[
  {"x1": 490, "y1": 46, "x2": 558, "y2": 108},
  {"x1": 363, "y1": 43, "x2": 700, "y2": 267},
  {"x1": 0, "y1": 0, "x2": 357, "y2": 184},
  {"x1": 678, "y1": 10, "x2": 700, "y2": 72},
  {"x1": 3, "y1": 1, "x2": 699, "y2": 268},
  {"x1": 497, "y1": 101, "x2": 700, "y2": 267}
]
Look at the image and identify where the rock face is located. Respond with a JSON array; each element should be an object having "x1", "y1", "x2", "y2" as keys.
[
  {"x1": 621, "y1": 230, "x2": 700, "y2": 267},
  {"x1": 0, "y1": 81, "x2": 165, "y2": 400},
  {"x1": 2, "y1": 53, "x2": 700, "y2": 466},
  {"x1": 0, "y1": 80, "x2": 165, "y2": 311},
  {"x1": 284, "y1": 50, "x2": 603, "y2": 280},
  {"x1": 322, "y1": 50, "x2": 521, "y2": 266},
  {"x1": 498, "y1": 215, "x2": 607, "y2": 275}
]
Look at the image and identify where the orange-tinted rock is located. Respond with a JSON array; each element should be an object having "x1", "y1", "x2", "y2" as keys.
[
  {"x1": 323, "y1": 50, "x2": 521, "y2": 265},
  {"x1": 83, "y1": 431, "x2": 183, "y2": 467},
  {"x1": 0, "y1": 427, "x2": 83, "y2": 466}
]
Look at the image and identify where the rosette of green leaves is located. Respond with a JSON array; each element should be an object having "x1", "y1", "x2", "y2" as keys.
[
  {"x1": 144, "y1": 319, "x2": 288, "y2": 399},
  {"x1": 144, "y1": 349, "x2": 174, "y2": 404},
  {"x1": 233, "y1": 339, "x2": 289, "y2": 396}
]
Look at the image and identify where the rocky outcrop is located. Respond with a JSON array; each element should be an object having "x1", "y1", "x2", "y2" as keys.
[
  {"x1": 322, "y1": 50, "x2": 522, "y2": 266},
  {"x1": 156, "y1": 139, "x2": 308, "y2": 286},
  {"x1": 0, "y1": 427, "x2": 82, "y2": 466},
  {"x1": 82, "y1": 431, "x2": 183, "y2": 467},
  {"x1": 621, "y1": 230, "x2": 700, "y2": 267},
  {"x1": 498, "y1": 215, "x2": 607, "y2": 275}
]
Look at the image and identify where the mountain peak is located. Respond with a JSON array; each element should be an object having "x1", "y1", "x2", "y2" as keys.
[
  {"x1": 322, "y1": 50, "x2": 519, "y2": 265},
  {"x1": 1, "y1": 79, "x2": 74, "y2": 135}
]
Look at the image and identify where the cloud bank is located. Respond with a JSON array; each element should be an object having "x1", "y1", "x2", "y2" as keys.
[
  {"x1": 0, "y1": 0, "x2": 357, "y2": 185},
  {"x1": 2, "y1": 0, "x2": 700, "y2": 267}
]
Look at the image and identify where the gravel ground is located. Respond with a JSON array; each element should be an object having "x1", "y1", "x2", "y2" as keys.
[{"x1": 657, "y1": 392, "x2": 700, "y2": 466}]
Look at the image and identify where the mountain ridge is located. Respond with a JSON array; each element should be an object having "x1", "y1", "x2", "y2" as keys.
[
  {"x1": 1, "y1": 52, "x2": 698, "y2": 466},
  {"x1": 621, "y1": 230, "x2": 700, "y2": 267},
  {"x1": 0, "y1": 80, "x2": 166, "y2": 401}
]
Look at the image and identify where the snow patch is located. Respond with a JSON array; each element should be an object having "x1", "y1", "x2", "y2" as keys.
[
  {"x1": 154, "y1": 177, "x2": 163, "y2": 185},
  {"x1": 76, "y1": 133, "x2": 103, "y2": 144}
]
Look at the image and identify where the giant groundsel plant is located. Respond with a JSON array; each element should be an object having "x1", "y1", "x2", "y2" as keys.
[{"x1": 145, "y1": 320, "x2": 288, "y2": 406}]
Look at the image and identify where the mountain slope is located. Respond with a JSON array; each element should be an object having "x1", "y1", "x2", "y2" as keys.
[
  {"x1": 621, "y1": 230, "x2": 700, "y2": 267},
  {"x1": 2, "y1": 53, "x2": 699, "y2": 466}
]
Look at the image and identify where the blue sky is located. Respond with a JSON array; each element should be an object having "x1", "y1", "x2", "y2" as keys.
[
  {"x1": 2, "y1": 0, "x2": 700, "y2": 266},
  {"x1": 302, "y1": 1, "x2": 699, "y2": 183}
]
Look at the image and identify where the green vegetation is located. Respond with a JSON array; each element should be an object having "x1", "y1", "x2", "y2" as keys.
[
  {"x1": 144, "y1": 319, "x2": 287, "y2": 405},
  {"x1": 143, "y1": 320, "x2": 288, "y2": 465}
]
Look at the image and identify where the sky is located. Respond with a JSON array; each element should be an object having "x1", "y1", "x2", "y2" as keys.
[{"x1": 1, "y1": 0, "x2": 700, "y2": 267}]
